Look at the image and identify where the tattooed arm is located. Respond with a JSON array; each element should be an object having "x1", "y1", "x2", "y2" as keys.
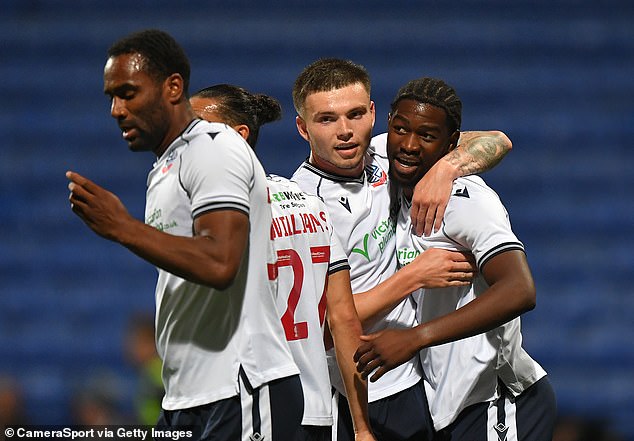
[
  {"x1": 410, "y1": 130, "x2": 512, "y2": 236},
  {"x1": 446, "y1": 131, "x2": 511, "y2": 175}
]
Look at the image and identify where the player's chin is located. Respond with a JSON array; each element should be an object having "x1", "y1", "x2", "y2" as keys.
[
  {"x1": 127, "y1": 137, "x2": 151, "y2": 152},
  {"x1": 391, "y1": 169, "x2": 419, "y2": 188},
  {"x1": 336, "y1": 156, "x2": 364, "y2": 171},
  {"x1": 398, "y1": 160, "x2": 430, "y2": 183}
]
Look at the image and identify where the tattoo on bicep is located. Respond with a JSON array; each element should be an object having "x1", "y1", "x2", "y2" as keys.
[{"x1": 452, "y1": 137, "x2": 507, "y2": 176}]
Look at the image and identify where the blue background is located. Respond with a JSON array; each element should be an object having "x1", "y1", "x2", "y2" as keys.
[{"x1": 1, "y1": 0, "x2": 633, "y2": 438}]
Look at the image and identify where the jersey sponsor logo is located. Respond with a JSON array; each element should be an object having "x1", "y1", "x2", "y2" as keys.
[
  {"x1": 396, "y1": 247, "x2": 421, "y2": 266},
  {"x1": 270, "y1": 189, "x2": 307, "y2": 203},
  {"x1": 373, "y1": 218, "x2": 395, "y2": 254},
  {"x1": 249, "y1": 433, "x2": 264, "y2": 441},
  {"x1": 453, "y1": 186, "x2": 470, "y2": 198},
  {"x1": 351, "y1": 218, "x2": 395, "y2": 261},
  {"x1": 145, "y1": 207, "x2": 177, "y2": 232},
  {"x1": 338, "y1": 196, "x2": 351, "y2": 213},
  {"x1": 351, "y1": 234, "x2": 370, "y2": 260},
  {"x1": 270, "y1": 211, "x2": 328, "y2": 239},
  {"x1": 365, "y1": 164, "x2": 388, "y2": 187},
  {"x1": 271, "y1": 190, "x2": 308, "y2": 211}
]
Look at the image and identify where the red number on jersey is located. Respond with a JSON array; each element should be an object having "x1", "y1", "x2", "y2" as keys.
[{"x1": 274, "y1": 246, "x2": 330, "y2": 341}]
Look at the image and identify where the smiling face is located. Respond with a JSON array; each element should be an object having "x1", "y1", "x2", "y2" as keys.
[
  {"x1": 295, "y1": 82, "x2": 375, "y2": 177},
  {"x1": 387, "y1": 98, "x2": 460, "y2": 199},
  {"x1": 103, "y1": 53, "x2": 171, "y2": 155}
]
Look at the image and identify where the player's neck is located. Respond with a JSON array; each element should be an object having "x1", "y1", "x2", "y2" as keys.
[
  {"x1": 402, "y1": 187, "x2": 414, "y2": 202},
  {"x1": 154, "y1": 107, "x2": 198, "y2": 158}
]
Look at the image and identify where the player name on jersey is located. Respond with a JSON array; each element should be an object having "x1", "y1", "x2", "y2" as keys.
[
  {"x1": 270, "y1": 187, "x2": 331, "y2": 239},
  {"x1": 270, "y1": 210, "x2": 329, "y2": 239}
]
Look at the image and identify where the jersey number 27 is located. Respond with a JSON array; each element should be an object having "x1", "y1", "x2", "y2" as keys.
[{"x1": 273, "y1": 247, "x2": 330, "y2": 341}]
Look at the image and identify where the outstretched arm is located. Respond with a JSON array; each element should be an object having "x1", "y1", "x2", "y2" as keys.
[
  {"x1": 67, "y1": 171, "x2": 248, "y2": 289},
  {"x1": 353, "y1": 249, "x2": 476, "y2": 328},
  {"x1": 326, "y1": 270, "x2": 375, "y2": 441},
  {"x1": 355, "y1": 250, "x2": 535, "y2": 382},
  {"x1": 410, "y1": 131, "x2": 512, "y2": 236}
]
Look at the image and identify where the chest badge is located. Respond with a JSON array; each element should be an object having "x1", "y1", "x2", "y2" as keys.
[
  {"x1": 365, "y1": 164, "x2": 387, "y2": 187},
  {"x1": 162, "y1": 150, "x2": 178, "y2": 174}
]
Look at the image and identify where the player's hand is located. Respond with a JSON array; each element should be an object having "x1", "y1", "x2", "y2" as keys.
[
  {"x1": 410, "y1": 158, "x2": 456, "y2": 237},
  {"x1": 354, "y1": 328, "x2": 419, "y2": 382},
  {"x1": 66, "y1": 171, "x2": 132, "y2": 241},
  {"x1": 409, "y1": 248, "x2": 476, "y2": 288}
]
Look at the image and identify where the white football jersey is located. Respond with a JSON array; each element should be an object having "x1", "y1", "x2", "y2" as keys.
[
  {"x1": 292, "y1": 134, "x2": 422, "y2": 402},
  {"x1": 146, "y1": 120, "x2": 298, "y2": 411},
  {"x1": 395, "y1": 175, "x2": 547, "y2": 430},
  {"x1": 267, "y1": 174, "x2": 349, "y2": 426}
]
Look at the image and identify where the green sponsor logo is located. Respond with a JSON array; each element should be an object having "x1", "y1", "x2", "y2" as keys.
[
  {"x1": 271, "y1": 190, "x2": 306, "y2": 203},
  {"x1": 350, "y1": 217, "x2": 396, "y2": 262},
  {"x1": 351, "y1": 234, "x2": 370, "y2": 260},
  {"x1": 146, "y1": 207, "x2": 177, "y2": 232},
  {"x1": 397, "y1": 247, "x2": 421, "y2": 266}
]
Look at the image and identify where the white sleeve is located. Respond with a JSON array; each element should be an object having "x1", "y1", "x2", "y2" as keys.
[
  {"x1": 328, "y1": 222, "x2": 350, "y2": 274},
  {"x1": 442, "y1": 179, "x2": 524, "y2": 270},
  {"x1": 179, "y1": 130, "x2": 254, "y2": 218}
]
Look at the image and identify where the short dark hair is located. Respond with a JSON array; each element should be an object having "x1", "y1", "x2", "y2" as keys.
[
  {"x1": 192, "y1": 84, "x2": 282, "y2": 149},
  {"x1": 107, "y1": 29, "x2": 191, "y2": 95},
  {"x1": 292, "y1": 58, "x2": 371, "y2": 116},
  {"x1": 390, "y1": 77, "x2": 462, "y2": 133}
]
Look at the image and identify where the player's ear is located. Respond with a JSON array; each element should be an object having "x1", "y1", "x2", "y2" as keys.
[
  {"x1": 164, "y1": 73, "x2": 184, "y2": 103},
  {"x1": 296, "y1": 115, "x2": 310, "y2": 142},
  {"x1": 448, "y1": 130, "x2": 460, "y2": 152},
  {"x1": 234, "y1": 124, "x2": 250, "y2": 142}
]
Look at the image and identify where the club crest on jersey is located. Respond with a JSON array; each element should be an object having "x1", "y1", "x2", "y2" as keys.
[
  {"x1": 161, "y1": 150, "x2": 178, "y2": 174},
  {"x1": 364, "y1": 164, "x2": 387, "y2": 187}
]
